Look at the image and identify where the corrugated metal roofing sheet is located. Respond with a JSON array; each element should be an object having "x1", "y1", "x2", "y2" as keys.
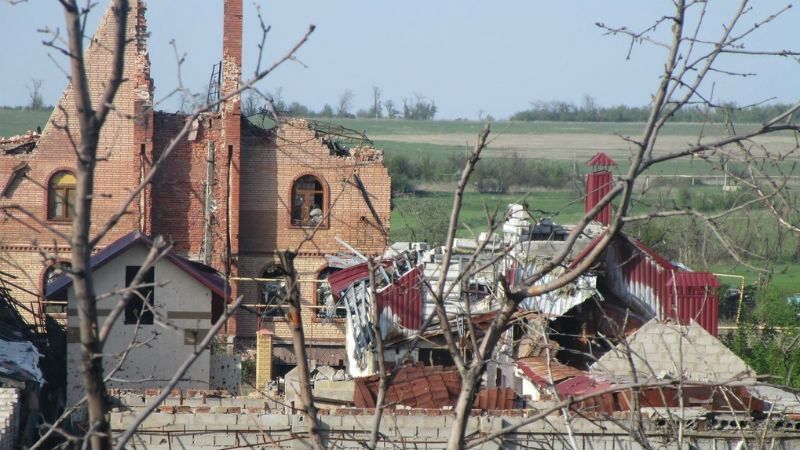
[
  {"x1": 666, "y1": 271, "x2": 720, "y2": 335},
  {"x1": 353, "y1": 365, "x2": 518, "y2": 410},
  {"x1": 585, "y1": 171, "x2": 614, "y2": 224},
  {"x1": 328, "y1": 263, "x2": 370, "y2": 299},
  {"x1": 667, "y1": 271, "x2": 721, "y2": 288}
]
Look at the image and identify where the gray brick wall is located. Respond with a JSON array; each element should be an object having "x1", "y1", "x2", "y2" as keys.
[{"x1": 591, "y1": 319, "x2": 753, "y2": 382}]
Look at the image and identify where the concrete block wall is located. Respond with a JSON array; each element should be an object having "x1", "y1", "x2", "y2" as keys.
[
  {"x1": 591, "y1": 319, "x2": 754, "y2": 382},
  {"x1": 109, "y1": 404, "x2": 800, "y2": 450},
  {"x1": 0, "y1": 388, "x2": 20, "y2": 450}
]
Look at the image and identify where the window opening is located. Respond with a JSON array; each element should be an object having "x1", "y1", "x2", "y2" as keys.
[
  {"x1": 124, "y1": 265, "x2": 155, "y2": 325},
  {"x1": 43, "y1": 261, "x2": 71, "y2": 314},
  {"x1": 291, "y1": 175, "x2": 324, "y2": 226},
  {"x1": 317, "y1": 266, "x2": 344, "y2": 319}
]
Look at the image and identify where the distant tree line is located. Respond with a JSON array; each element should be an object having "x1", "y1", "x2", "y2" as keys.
[
  {"x1": 243, "y1": 86, "x2": 437, "y2": 120},
  {"x1": 386, "y1": 151, "x2": 570, "y2": 195},
  {"x1": 511, "y1": 95, "x2": 795, "y2": 123}
]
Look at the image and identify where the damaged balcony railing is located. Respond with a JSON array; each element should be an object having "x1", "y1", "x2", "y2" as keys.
[{"x1": 230, "y1": 277, "x2": 346, "y2": 331}]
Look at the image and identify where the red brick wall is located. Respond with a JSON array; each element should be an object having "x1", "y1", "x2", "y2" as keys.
[{"x1": 236, "y1": 118, "x2": 392, "y2": 338}]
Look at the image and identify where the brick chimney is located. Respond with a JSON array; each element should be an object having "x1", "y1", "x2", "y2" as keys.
[
  {"x1": 132, "y1": 0, "x2": 154, "y2": 235},
  {"x1": 585, "y1": 152, "x2": 616, "y2": 225},
  {"x1": 221, "y1": 0, "x2": 243, "y2": 336},
  {"x1": 221, "y1": 0, "x2": 243, "y2": 115}
]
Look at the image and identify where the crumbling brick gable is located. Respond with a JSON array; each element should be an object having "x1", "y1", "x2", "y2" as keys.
[
  {"x1": 239, "y1": 119, "x2": 390, "y2": 255},
  {"x1": 0, "y1": 1, "x2": 153, "y2": 323}
]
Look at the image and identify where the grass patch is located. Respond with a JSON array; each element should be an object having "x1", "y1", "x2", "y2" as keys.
[{"x1": 710, "y1": 263, "x2": 800, "y2": 296}]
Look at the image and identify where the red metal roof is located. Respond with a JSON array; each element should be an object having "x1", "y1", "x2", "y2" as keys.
[
  {"x1": 353, "y1": 365, "x2": 518, "y2": 410},
  {"x1": 353, "y1": 365, "x2": 460, "y2": 409},
  {"x1": 666, "y1": 271, "x2": 721, "y2": 288},
  {"x1": 585, "y1": 171, "x2": 614, "y2": 224},
  {"x1": 473, "y1": 387, "x2": 518, "y2": 410},
  {"x1": 586, "y1": 152, "x2": 617, "y2": 167},
  {"x1": 327, "y1": 263, "x2": 370, "y2": 299},
  {"x1": 666, "y1": 272, "x2": 721, "y2": 335},
  {"x1": 45, "y1": 231, "x2": 231, "y2": 302},
  {"x1": 516, "y1": 356, "x2": 586, "y2": 387},
  {"x1": 555, "y1": 375, "x2": 611, "y2": 396},
  {"x1": 377, "y1": 266, "x2": 423, "y2": 331}
]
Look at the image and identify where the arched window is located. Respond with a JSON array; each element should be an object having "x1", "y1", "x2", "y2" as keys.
[
  {"x1": 291, "y1": 175, "x2": 325, "y2": 226},
  {"x1": 316, "y1": 266, "x2": 344, "y2": 319},
  {"x1": 48, "y1": 171, "x2": 76, "y2": 221},
  {"x1": 260, "y1": 265, "x2": 286, "y2": 319}
]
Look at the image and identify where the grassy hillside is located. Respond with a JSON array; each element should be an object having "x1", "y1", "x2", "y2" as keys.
[{"x1": 0, "y1": 108, "x2": 51, "y2": 137}]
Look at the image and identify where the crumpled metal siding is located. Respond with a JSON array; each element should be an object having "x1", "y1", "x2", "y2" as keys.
[
  {"x1": 610, "y1": 237, "x2": 720, "y2": 336},
  {"x1": 377, "y1": 266, "x2": 422, "y2": 331},
  {"x1": 611, "y1": 237, "x2": 675, "y2": 320}
]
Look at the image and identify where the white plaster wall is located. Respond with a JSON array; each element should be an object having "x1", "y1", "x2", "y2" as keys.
[{"x1": 66, "y1": 244, "x2": 212, "y2": 407}]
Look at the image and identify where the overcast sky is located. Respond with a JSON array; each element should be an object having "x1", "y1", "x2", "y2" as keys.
[{"x1": 1, "y1": 1, "x2": 799, "y2": 119}]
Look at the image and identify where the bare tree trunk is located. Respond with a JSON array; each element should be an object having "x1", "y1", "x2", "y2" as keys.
[
  {"x1": 72, "y1": 138, "x2": 109, "y2": 449},
  {"x1": 278, "y1": 251, "x2": 325, "y2": 450},
  {"x1": 447, "y1": 368, "x2": 481, "y2": 450},
  {"x1": 63, "y1": 1, "x2": 129, "y2": 449}
]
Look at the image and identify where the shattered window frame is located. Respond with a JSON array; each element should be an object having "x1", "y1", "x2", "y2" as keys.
[{"x1": 290, "y1": 174, "x2": 327, "y2": 228}]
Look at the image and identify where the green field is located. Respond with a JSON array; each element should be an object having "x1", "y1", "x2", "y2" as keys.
[
  {"x1": 0, "y1": 108, "x2": 51, "y2": 137},
  {"x1": 327, "y1": 118, "x2": 762, "y2": 137}
]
